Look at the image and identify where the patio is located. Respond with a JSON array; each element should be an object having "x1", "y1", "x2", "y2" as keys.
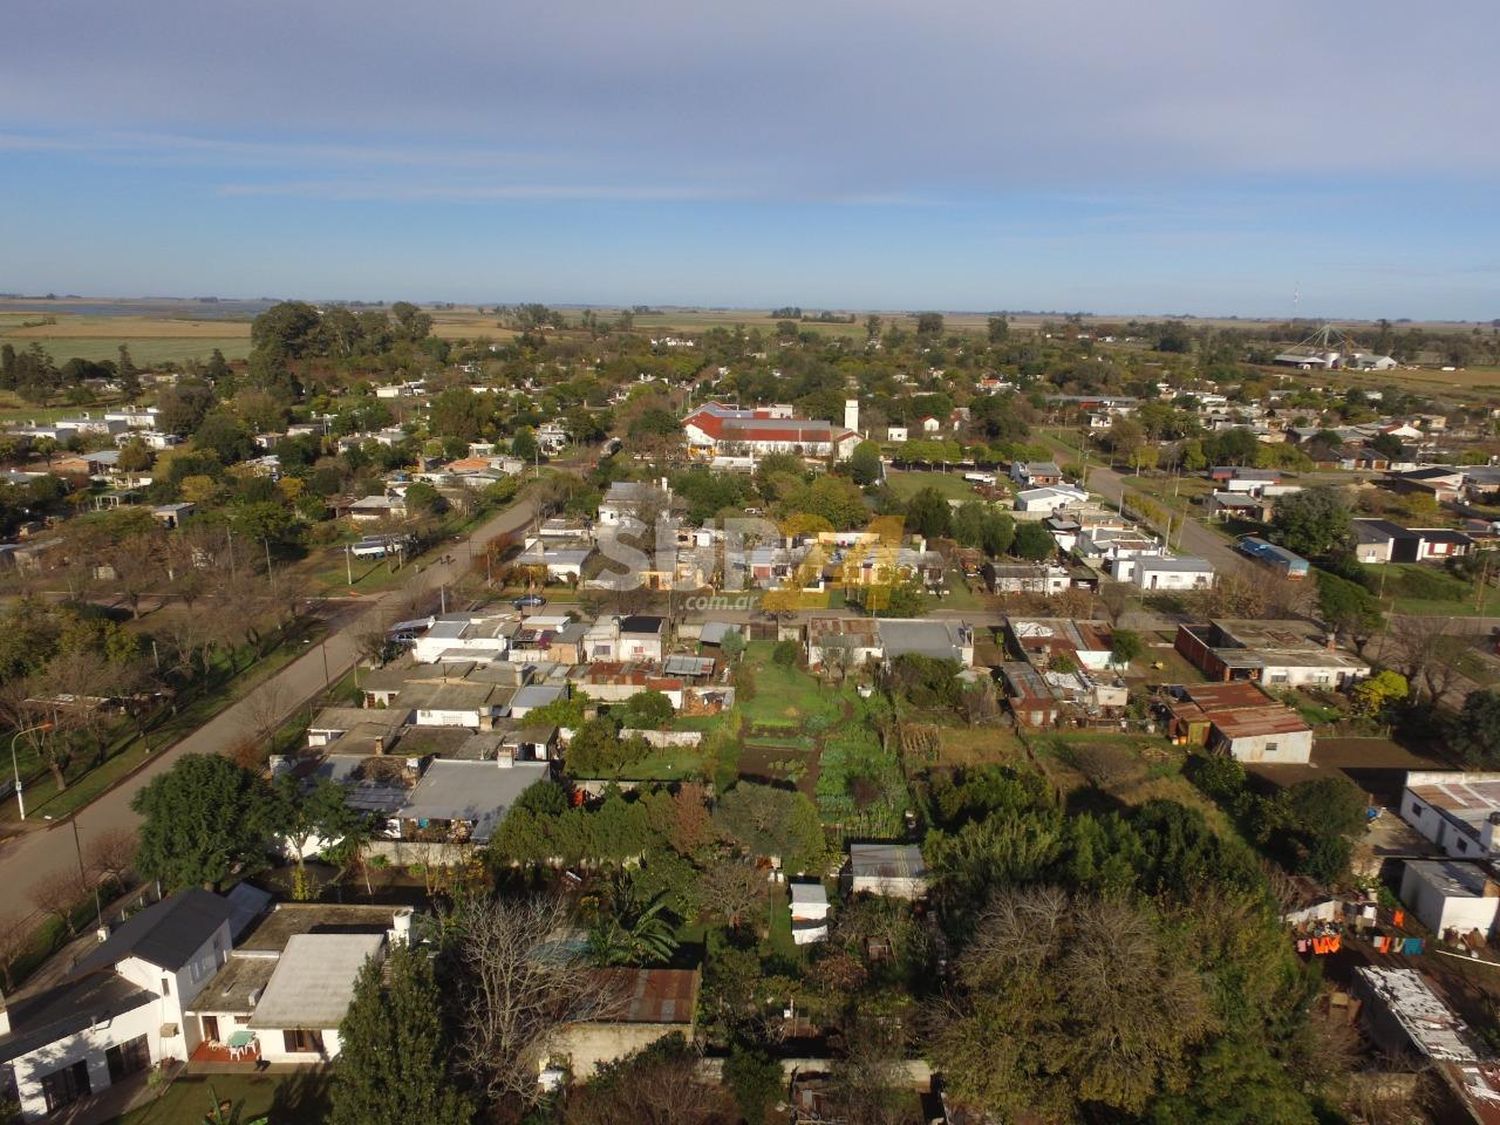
[{"x1": 189, "y1": 1032, "x2": 262, "y2": 1066}]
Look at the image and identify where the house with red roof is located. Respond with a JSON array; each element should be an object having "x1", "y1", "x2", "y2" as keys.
[{"x1": 682, "y1": 403, "x2": 861, "y2": 459}]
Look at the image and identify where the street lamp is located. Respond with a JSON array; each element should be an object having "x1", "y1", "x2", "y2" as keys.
[{"x1": 10, "y1": 721, "x2": 53, "y2": 821}]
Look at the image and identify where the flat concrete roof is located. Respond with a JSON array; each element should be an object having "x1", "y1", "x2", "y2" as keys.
[{"x1": 248, "y1": 933, "x2": 384, "y2": 1030}]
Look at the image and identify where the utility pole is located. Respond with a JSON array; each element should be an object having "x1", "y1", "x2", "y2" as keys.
[
  {"x1": 345, "y1": 544, "x2": 353, "y2": 587},
  {"x1": 72, "y1": 819, "x2": 103, "y2": 932}
]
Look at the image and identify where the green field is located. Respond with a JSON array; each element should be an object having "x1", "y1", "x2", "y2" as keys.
[{"x1": 884, "y1": 470, "x2": 981, "y2": 502}]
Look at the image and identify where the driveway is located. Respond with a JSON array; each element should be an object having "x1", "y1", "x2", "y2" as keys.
[{"x1": 0, "y1": 497, "x2": 538, "y2": 949}]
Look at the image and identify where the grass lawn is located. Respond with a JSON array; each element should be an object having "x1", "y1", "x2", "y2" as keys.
[
  {"x1": 884, "y1": 470, "x2": 980, "y2": 503},
  {"x1": 114, "y1": 1071, "x2": 331, "y2": 1125},
  {"x1": 623, "y1": 744, "x2": 710, "y2": 781},
  {"x1": 737, "y1": 642, "x2": 847, "y2": 730},
  {"x1": 935, "y1": 569, "x2": 985, "y2": 611},
  {"x1": 765, "y1": 883, "x2": 802, "y2": 963}
]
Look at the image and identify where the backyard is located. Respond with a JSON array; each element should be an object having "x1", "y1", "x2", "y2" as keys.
[
  {"x1": 883, "y1": 469, "x2": 982, "y2": 503},
  {"x1": 113, "y1": 1071, "x2": 330, "y2": 1125},
  {"x1": 729, "y1": 643, "x2": 911, "y2": 835}
]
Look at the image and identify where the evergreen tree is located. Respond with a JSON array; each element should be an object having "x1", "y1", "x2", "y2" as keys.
[
  {"x1": 331, "y1": 943, "x2": 472, "y2": 1125},
  {"x1": 117, "y1": 344, "x2": 141, "y2": 402}
]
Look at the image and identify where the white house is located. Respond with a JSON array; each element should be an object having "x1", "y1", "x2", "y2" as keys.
[
  {"x1": 1398, "y1": 860, "x2": 1500, "y2": 940},
  {"x1": 1014, "y1": 484, "x2": 1089, "y2": 513},
  {"x1": 411, "y1": 615, "x2": 510, "y2": 664},
  {"x1": 189, "y1": 904, "x2": 411, "y2": 1069},
  {"x1": 597, "y1": 481, "x2": 671, "y2": 527},
  {"x1": 885, "y1": 425, "x2": 908, "y2": 443},
  {"x1": 1400, "y1": 772, "x2": 1500, "y2": 860},
  {"x1": 1134, "y1": 556, "x2": 1215, "y2": 591},
  {"x1": 0, "y1": 891, "x2": 233, "y2": 1122},
  {"x1": 682, "y1": 403, "x2": 861, "y2": 459}
]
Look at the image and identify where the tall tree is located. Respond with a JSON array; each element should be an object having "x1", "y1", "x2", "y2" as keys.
[
  {"x1": 1270, "y1": 487, "x2": 1351, "y2": 558},
  {"x1": 932, "y1": 887, "x2": 1211, "y2": 1119},
  {"x1": 117, "y1": 344, "x2": 141, "y2": 402},
  {"x1": 447, "y1": 895, "x2": 622, "y2": 1105},
  {"x1": 131, "y1": 754, "x2": 280, "y2": 890},
  {"x1": 904, "y1": 486, "x2": 952, "y2": 539},
  {"x1": 330, "y1": 943, "x2": 472, "y2": 1125}
]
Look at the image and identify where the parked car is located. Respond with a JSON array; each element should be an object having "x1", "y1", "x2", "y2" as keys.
[{"x1": 513, "y1": 594, "x2": 547, "y2": 609}]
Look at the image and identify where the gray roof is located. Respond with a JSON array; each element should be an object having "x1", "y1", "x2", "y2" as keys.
[
  {"x1": 877, "y1": 619, "x2": 970, "y2": 662},
  {"x1": 225, "y1": 883, "x2": 274, "y2": 941},
  {"x1": 1139, "y1": 556, "x2": 1215, "y2": 573},
  {"x1": 849, "y1": 843, "x2": 927, "y2": 880},
  {"x1": 248, "y1": 933, "x2": 384, "y2": 1030},
  {"x1": 511, "y1": 684, "x2": 566, "y2": 712},
  {"x1": 71, "y1": 889, "x2": 232, "y2": 978},
  {"x1": 1404, "y1": 859, "x2": 1490, "y2": 899},
  {"x1": 398, "y1": 760, "x2": 551, "y2": 841},
  {"x1": 698, "y1": 621, "x2": 739, "y2": 646}
]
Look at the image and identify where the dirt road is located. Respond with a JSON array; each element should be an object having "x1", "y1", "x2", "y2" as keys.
[{"x1": 0, "y1": 497, "x2": 538, "y2": 947}]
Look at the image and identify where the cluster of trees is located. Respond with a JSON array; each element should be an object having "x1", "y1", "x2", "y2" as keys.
[
  {"x1": 1190, "y1": 755, "x2": 1369, "y2": 884},
  {"x1": 562, "y1": 691, "x2": 674, "y2": 776},
  {"x1": 492, "y1": 776, "x2": 824, "y2": 887},
  {"x1": 0, "y1": 342, "x2": 142, "y2": 404},
  {"x1": 131, "y1": 754, "x2": 376, "y2": 895},
  {"x1": 922, "y1": 765, "x2": 1334, "y2": 1120}
]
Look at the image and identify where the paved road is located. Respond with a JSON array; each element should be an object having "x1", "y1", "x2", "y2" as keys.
[
  {"x1": 0, "y1": 496, "x2": 539, "y2": 948},
  {"x1": 1070, "y1": 457, "x2": 1246, "y2": 575}
]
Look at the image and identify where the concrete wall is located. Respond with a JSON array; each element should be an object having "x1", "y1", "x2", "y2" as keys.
[
  {"x1": 11, "y1": 1001, "x2": 165, "y2": 1122},
  {"x1": 256, "y1": 1026, "x2": 343, "y2": 1065},
  {"x1": 552, "y1": 1023, "x2": 686, "y2": 1079},
  {"x1": 366, "y1": 839, "x2": 478, "y2": 866}
]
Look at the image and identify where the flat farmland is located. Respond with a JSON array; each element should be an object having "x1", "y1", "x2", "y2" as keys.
[{"x1": 0, "y1": 313, "x2": 251, "y2": 364}]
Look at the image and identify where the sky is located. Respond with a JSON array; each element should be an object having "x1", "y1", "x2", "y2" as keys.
[{"x1": 1, "y1": 0, "x2": 1497, "y2": 320}]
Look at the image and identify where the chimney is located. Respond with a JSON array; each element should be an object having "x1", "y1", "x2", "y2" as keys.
[{"x1": 844, "y1": 399, "x2": 859, "y2": 433}]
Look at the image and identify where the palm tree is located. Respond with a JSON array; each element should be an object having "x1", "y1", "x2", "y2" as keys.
[{"x1": 586, "y1": 896, "x2": 679, "y2": 966}]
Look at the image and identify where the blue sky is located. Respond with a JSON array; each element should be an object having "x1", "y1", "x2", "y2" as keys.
[{"x1": 1, "y1": 0, "x2": 1496, "y2": 319}]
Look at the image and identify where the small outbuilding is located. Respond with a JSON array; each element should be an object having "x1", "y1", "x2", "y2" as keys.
[
  {"x1": 845, "y1": 843, "x2": 928, "y2": 900},
  {"x1": 1398, "y1": 859, "x2": 1500, "y2": 940}
]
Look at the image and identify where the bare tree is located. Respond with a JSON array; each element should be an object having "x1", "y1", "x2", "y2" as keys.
[
  {"x1": 0, "y1": 914, "x2": 31, "y2": 991},
  {"x1": 1097, "y1": 582, "x2": 1132, "y2": 625},
  {"x1": 85, "y1": 827, "x2": 138, "y2": 888},
  {"x1": 1388, "y1": 617, "x2": 1461, "y2": 704},
  {"x1": 106, "y1": 530, "x2": 165, "y2": 620},
  {"x1": 42, "y1": 649, "x2": 121, "y2": 768},
  {"x1": 30, "y1": 874, "x2": 84, "y2": 937},
  {"x1": 444, "y1": 895, "x2": 625, "y2": 1105},
  {"x1": 699, "y1": 859, "x2": 768, "y2": 929},
  {"x1": 0, "y1": 682, "x2": 70, "y2": 792},
  {"x1": 242, "y1": 681, "x2": 292, "y2": 747}
]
